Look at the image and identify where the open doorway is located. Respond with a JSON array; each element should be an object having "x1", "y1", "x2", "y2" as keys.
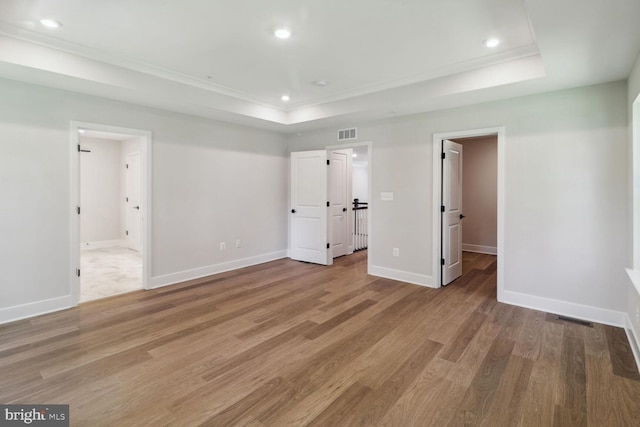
[
  {"x1": 432, "y1": 127, "x2": 505, "y2": 296},
  {"x1": 350, "y1": 145, "x2": 369, "y2": 254},
  {"x1": 327, "y1": 143, "x2": 370, "y2": 263},
  {"x1": 289, "y1": 142, "x2": 371, "y2": 269},
  {"x1": 70, "y1": 122, "x2": 152, "y2": 305},
  {"x1": 450, "y1": 136, "x2": 498, "y2": 283}
]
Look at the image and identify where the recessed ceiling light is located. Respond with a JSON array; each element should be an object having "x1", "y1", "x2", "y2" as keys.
[
  {"x1": 352, "y1": 153, "x2": 358, "y2": 158},
  {"x1": 40, "y1": 18, "x2": 62, "y2": 29},
  {"x1": 314, "y1": 80, "x2": 329, "y2": 87},
  {"x1": 274, "y1": 27, "x2": 291, "y2": 39},
  {"x1": 281, "y1": 95, "x2": 290, "y2": 102},
  {"x1": 485, "y1": 38, "x2": 500, "y2": 48},
  {"x1": 78, "y1": 129, "x2": 86, "y2": 134}
]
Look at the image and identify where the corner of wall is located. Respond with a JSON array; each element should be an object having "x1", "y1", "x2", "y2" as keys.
[{"x1": 368, "y1": 264, "x2": 435, "y2": 288}]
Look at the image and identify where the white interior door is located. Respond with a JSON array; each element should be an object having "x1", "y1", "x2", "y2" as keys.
[
  {"x1": 125, "y1": 152, "x2": 142, "y2": 252},
  {"x1": 330, "y1": 148, "x2": 353, "y2": 258},
  {"x1": 290, "y1": 150, "x2": 332, "y2": 265},
  {"x1": 442, "y1": 139, "x2": 463, "y2": 285}
]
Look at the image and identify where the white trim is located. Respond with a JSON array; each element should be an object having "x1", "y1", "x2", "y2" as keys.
[
  {"x1": 0, "y1": 296, "x2": 72, "y2": 325},
  {"x1": 150, "y1": 250, "x2": 288, "y2": 289},
  {"x1": 625, "y1": 315, "x2": 640, "y2": 374},
  {"x1": 462, "y1": 244, "x2": 497, "y2": 255},
  {"x1": 432, "y1": 127, "x2": 505, "y2": 299},
  {"x1": 70, "y1": 121, "x2": 153, "y2": 306},
  {"x1": 80, "y1": 239, "x2": 128, "y2": 250},
  {"x1": 502, "y1": 289, "x2": 626, "y2": 327},
  {"x1": 369, "y1": 265, "x2": 434, "y2": 288}
]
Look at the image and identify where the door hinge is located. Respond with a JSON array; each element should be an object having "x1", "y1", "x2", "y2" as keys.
[
  {"x1": 126, "y1": 164, "x2": 129, "y2": 169},
  {"x1": 327, "y1": 243, "x2": 330, "y2": 249},
  {"x1": 441, "y1": 258, "x2": 445, "y2": 266},
  {"x1": 126, "y1": 197, "x2": 129, "y2": 202},
  {"x1": 327, "y1": 159, "x2": 330, "y2": 165},
  {"x1": 125, "y1": 230, "x2": 129, "y2": 236},
  {"x1": 77, "y1": 206, "x2": 80, "y2": 215},
  {"x1": 327, "y1": 201, "x2": 330, "y2": 207},
  {"x1": 76, "y1": 268, "x2": 81, "y2": 277},
  {"x1": 441, "y1": 205, "x2": 445, "y2": 213},
  {"x1": 77, "y1": 144, "x2": 81, "y2": 152},
  {"x1": 441, "y1": 152, "x2": 446, "y2": 160}
]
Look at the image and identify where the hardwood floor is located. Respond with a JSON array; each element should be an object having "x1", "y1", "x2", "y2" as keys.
[{"x1": 1, "y1": 251, "x2": 639, "y2": 426}]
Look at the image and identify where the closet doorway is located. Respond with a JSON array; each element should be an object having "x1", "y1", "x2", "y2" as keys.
[{"x1": 70, "y1": 122, "x2": 152, "y2": 304}]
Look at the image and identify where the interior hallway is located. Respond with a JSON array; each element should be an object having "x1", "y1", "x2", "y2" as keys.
[{"x1": 80, "y1": 246, "x2": 142, "y2": 302}]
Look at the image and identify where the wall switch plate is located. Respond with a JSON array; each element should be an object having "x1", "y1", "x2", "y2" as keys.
[
  {"x1": 393, "y1": 248, "x2": 399, "y2": 257},
  {"x1": 381, "y1": 192, "x2": 394, "y2": 201},
  {"x1": 220, "y1": 242, "x2": 226, "y2": 251},
  {"x1": 236, "y1": 239, "x2": 241, "y2": 248}
]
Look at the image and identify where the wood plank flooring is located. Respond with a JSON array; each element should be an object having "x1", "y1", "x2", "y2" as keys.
[{"x1": 1, "y1": 251, "x2": 639, "y2": 426}]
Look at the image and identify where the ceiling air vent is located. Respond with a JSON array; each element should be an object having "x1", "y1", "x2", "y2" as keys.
[{"x1": 337, "y1": 128, "x2": 357, "y2": 141}]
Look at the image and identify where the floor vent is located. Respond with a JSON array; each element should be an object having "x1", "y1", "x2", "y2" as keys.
[
  {"x1": 557, "y1": 315, "x2": 593, "y2": 327},
  {"x1": 338, "y1": 128, "x2": 357, "y2": 141}
]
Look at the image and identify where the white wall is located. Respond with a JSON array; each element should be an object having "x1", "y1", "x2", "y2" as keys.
[
  {"x1": 80, "y1": 136, "x2": 122, "y2": 244},
  {"x1": 455, "y1": 136, "x2": 497, "y2": 253},
  {"x1": 627, "y1": 52, "x2": 640, "y2": 360},
  {"x1": 0, "y1": 78, "x2": 288, "y2": 323},
  {"x1": 289, "y1": 81, "x2": 629, "y2": 324},
  {"x1": 0, "y1": 74, "x2": 632, "y2": 329}
]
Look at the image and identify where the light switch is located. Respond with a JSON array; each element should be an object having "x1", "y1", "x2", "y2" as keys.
[{"x1": 380, "y1": 192, "x2": 394, "y2": 201}]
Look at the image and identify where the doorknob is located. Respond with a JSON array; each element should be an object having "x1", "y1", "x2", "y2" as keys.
[
  {"x1": 343, "y1": 208, "x2": 347, "y2": 212},
  {"x1": 459, "y1": 214, "x2": 465, "y2": 219},
  {"x1": 134, "y1": 206, "x2": 140, "y2": 210},
  {"x1": 291, "y1": 209, "x2": 296, "y2": 214}
]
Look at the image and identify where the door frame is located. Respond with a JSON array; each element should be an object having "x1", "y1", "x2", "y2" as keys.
[
  {"x1": 326, "y1": 141, "x2": 373, "y2": 273},
  {"x1": 432, "y1": 127, "x2": 505, "y2": 299},
  {"x1": 69, "y1": 121, "x2": 152, "y2": 306}
]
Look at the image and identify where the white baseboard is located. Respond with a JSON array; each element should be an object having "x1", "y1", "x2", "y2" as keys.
[
  {"x1": 462, "y1": 244, "x2": 497, "y2": 255},
  {"x1": 501, "y1": 289, "x2": 626, "y2": 327},
  {"x1": 81, "y1": 239, "x2": 127, "y2": 250},
  {"x1": 150, "y1": 250, "x2": 288, "y2": 289},
  {"x1": 625, "y1": 315, "x2": 640, "y2": 375},
  {"x1": 0, "y1": 295, "x2": 72, "y2": 325},
  {"x1": 368, "y1": 265, "x2": 434, "y2": 288}
]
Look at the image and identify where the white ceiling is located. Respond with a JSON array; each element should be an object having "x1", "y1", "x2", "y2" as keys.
[{"x1": 0, "y1": 0, "x2": 638, "y2": 132}]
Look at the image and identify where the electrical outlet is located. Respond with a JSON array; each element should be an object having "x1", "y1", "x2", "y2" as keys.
[
  {"x1": 236, "y1": 239, "x2": 241, "y2": 248},
  {"x1": 220, "y1": 241, "x2": 226, "y2": 251},
  {"x1": 393, "y1": 248, "x2": 399, "y2": 257}
]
